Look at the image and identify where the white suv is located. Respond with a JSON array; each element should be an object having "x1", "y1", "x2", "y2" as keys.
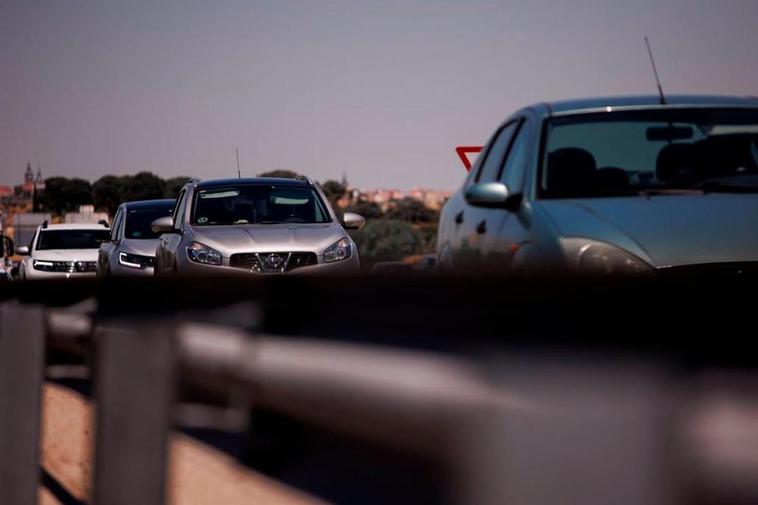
[{"x1": 17, "y1": 222, "x2": 110, "y2": 280}]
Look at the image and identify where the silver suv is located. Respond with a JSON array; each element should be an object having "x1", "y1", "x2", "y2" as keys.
[
  {"x1": 152, "y1": 177, "x2": 365, "y2": 275},
  {"x1": 97, "y1": 199, "x2": 175, "y2": 277}
]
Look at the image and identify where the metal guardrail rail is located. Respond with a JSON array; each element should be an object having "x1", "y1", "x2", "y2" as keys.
[{"x1": 2, "y1": 275, "x2": 758, "y2": 504}]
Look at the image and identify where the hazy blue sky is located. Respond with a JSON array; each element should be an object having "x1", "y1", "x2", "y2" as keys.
[{"x1": 2, "y1": 0, "x2": 757, "y2": 190}]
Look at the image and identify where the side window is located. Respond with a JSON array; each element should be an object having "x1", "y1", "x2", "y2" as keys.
[
  {"x1": 475, "y1": 121, "x2": 517, "y2": 183},
  {"x1": 173, "y1": 190, "x2": 187, "y2": 229},
  {"x1": 499, "y1": 121, "x2": 530, "y2": 191},
  {"x1": 110, "y1": 210, "x2": 123, "y2": 241}
]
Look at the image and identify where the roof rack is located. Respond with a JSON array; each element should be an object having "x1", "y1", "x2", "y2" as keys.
[
  {"x1": 41, "y1": 220, "x2": 48, "y2": 229},
  {"x1": 98, "y1": 219, "x2": 110, "y2": 227},
  {"x1": 294, "y1": 175, "x2": 313, "y2": 184}
]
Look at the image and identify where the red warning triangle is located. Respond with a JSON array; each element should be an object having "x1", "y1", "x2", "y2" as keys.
[{"x1": 455, "y1": 146, "x2": 482, "y2": 172}]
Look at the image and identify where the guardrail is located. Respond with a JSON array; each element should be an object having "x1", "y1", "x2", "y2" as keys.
[{"x1": 2, "y1": 274, "x2": 758, "y2": 504}]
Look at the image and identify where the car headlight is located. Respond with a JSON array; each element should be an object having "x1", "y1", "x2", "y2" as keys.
[
  {"x1": 187, "y1": 242, "x2": 223, "y2": 265},
  {"x1": 323, "y1": 237, "x2": 352, "y2": 263},
  {"x1": 119, "y1": 252, "x2": 155, "y2": 269},
  {"x1": 32, "y1": 259, "x2": 55, "y2": 272},
  {"x1": 560, "y1": 238, "x2": 652, "y2": 274}
]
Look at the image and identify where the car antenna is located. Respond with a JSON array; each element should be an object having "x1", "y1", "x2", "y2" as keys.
[
  {"x1": 644, "y1": 36, "x2": 666, "y2": 105},
  {"x1": 235, "y1": 147, "x2": 242, "y2": 178}
]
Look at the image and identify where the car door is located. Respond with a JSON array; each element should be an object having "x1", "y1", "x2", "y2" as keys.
[
  {"x1": 452, "y1": 120, "x2": 519, "y2": 269},
  {"x1": 99, "y1": 208, "x2": 122, "y2": 275}
]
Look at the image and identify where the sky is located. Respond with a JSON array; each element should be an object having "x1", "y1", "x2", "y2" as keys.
[{"x1": 1, "y1": 0, "x2": 757, "y2": 191}]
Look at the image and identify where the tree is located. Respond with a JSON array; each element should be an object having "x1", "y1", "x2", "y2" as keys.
[
  {"x1": 320, "y1": 179, "x2": 347, "y2": 206},
  {"x1": 346, "y1": 200, "x2": 383, "y2": 219},
  {"x1": 40, "y1": 177, "x2": 93, "y2": 215},
  {"x1": 164, "y1": 176, "x2": 190, "y2": 198},
  {"x1": 352, "y1": 219, "x2": 423, "y2": 266},
  {"x1": 385, "y1": 197, "x2": 439, "y2": 223},
  {"x1": 122, "y1": 172, "x2": 166, "y2": 202},
  {"x1": 93, "y1": 175, "x2": 127, "y2": 216},
  {"x1": 257, "y1": 170, "x2": 301, "y2": 179}
]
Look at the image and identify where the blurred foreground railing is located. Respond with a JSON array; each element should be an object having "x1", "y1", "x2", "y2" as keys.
[{"x1": 2, "y1": 274, "x2": 758, "y2": 505}]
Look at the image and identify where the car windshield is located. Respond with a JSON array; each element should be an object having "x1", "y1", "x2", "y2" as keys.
[
  {"x1": 540, "y1": 108, "x2": 758, "y2": 199},
  {"x1": 125, "y1": 207, "x2": 173, "y2": 239},
  {"x1": 191, "y1": 185, "x2": 331, "y2": 226},
  {"x1": 36, "y1": 229, "x2": 110, "y2": 250}
]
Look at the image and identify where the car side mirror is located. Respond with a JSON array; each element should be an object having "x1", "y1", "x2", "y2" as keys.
[
  {"x1": 342, "y1": 212, "x2": 366, "y2": 230},
  {"x1": 465, "y1": 182, "x2": 522, "y2": 212},
  {"x1": 151, "y1": 216, "x2": 176, "y2": 234},
  {"x1": 15, "y1": 246, "x2": 30, "y2": 255}
]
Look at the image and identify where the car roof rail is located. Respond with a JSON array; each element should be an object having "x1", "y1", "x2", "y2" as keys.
[
  {"x1": 188, "y1": 177, "x2": 201, "y2": 185},
  {"x1": 98, "y1": 219, "x2": 109, "y2": 227},
  {"x1": 41, "y1": 220, "x2": 48, "y2": 229},
  {"x1": 294, "y1": 175, "x2": 313, "y2": 185}
]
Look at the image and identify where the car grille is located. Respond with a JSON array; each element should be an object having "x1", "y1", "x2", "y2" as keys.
[
  {"x1": 229, "y1": 252, "x2": 318, "y2": 273},
  {"x1": 34, "y1": 260, "x2": 97, "y2": 273}
]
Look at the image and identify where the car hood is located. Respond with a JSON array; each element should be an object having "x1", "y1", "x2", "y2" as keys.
[
  {"x1": 191, "y1": 223, "x2": 346, "y2": 254},
  {"x1": 537, "y1": 194, "x2": 758, "y2": 267},
  {"x1": 33, "y1": 249, "x2": 99, "y2": 262},
  {"x1": 121, "y1": 238, "x2": 161, "y2": 257}
]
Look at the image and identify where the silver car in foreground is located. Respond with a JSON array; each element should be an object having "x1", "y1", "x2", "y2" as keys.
[
  {"x1": 438, "y1": 95, "x2": 758, "y2": 274},
  {"x1": 153, "y1": 177, "x2": 365, "y2": 275},
  {"x1": 17, "y1": 222, "x2": 111, "y2": 280},
  {"x1": 97, "y1": 199, "x2": 175, "y2": 277}
]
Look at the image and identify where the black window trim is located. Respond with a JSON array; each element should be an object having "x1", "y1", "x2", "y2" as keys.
[
  {"x1": 173, "y1": 189, "x2": 187, "y2": 230},
  {"x1": 495, "y1": 118, "x2": 527, "y2": 182},
  {"x1": 473, "y1": 118, "x2": 523, "y2": 184}
]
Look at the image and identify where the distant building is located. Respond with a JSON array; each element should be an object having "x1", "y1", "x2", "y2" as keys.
[
  {"x1": 12, "y1": 212, "x2": 52, "y2": 248},
  {"x1": 0, "y1": 162, "x2": 47, "y2": 232},
  {"x1": 346, "y1": 187, "x2": 451, "y2": 211},
  {"x1": 34, "y1": 166, "x2": 45, "y2": 192},
  {"x1": 64, "y1": 205, "x2": 109, "y2": 224}
]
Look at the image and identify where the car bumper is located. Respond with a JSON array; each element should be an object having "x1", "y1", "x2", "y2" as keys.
[{"x1": 24, "y1": 269, "x2": 97, "y2": 280}]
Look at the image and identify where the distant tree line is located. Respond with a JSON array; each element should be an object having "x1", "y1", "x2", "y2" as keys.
[{"x1": 40, "y1": 172, "x2": 190, "y2": 216}]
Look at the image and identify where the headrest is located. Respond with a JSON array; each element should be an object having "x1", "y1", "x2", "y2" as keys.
[
  {"x1": 656, "y1": 144, "x2": 697, "y2": 185},
  {"x1": 695, "y1": 135, "x2": 758, "y2": 177},
  {"x1": 546, "y1": 148, "x2": 597, "y2": 198}
]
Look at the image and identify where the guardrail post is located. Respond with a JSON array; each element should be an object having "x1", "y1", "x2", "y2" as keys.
[
  {"x1": 0, "y1": 302, "x2": 45, "y2": 505},
  {"x1": 93, "y1": 319, "x2": 176, "y2": 505}
]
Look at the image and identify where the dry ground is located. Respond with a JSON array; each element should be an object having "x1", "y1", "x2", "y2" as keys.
[{"x1": 39, "y1": 383, "x2": 327, "y2": 505}]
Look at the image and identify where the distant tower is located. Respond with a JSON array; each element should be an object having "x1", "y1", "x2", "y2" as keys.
[
  {"x1": 34, "y1": 164, "x2": 45, "y2": 191},
  {"x1": 341, "y1": 172, "x2": 348, "y2": 187},
  {"x1": 22, "y1": 161, "x2": 35, "y2": 194}
]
